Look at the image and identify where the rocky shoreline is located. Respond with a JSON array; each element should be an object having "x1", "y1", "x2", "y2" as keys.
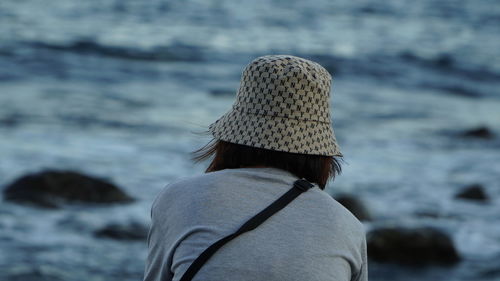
[{"x1": 4, "y1": 169, "x2": 493, "y2": 268}]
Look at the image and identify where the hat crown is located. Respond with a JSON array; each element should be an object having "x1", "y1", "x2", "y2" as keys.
[
  {"x1": 233, "y1": 55, "x2": 332, "y2": 123},
  {"x1": 208, "y1": 55, "x2": 342, "y2": 156}
]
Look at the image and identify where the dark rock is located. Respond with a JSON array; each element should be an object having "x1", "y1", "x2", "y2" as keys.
[
  {"x1": 460, "y1": 126, "x2": 495, "y2": 139},
  {"x1": 3, "y1": 170, "x2": 134, "y2": 208},
  {"x1": 334, "y1": 195, "x2": 371, "y2": 221},
  {"x1": 455, "y1": 184, "x2": 488, "y2": 202},
  {"x1": 0, "y1": 113, "x2": 21, "y2": 127},
  {"x1": 367, "y1": 227, "x2": 461, "y2": 266},
  {"x1": 94, "y1": 222, "x2": 148, "y2": 240},
  {"x1": 433, "y1": 54, "x2": 454, "y2": 69}
]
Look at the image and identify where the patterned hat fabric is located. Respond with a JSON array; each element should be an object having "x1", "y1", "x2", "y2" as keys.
[{"x1": 208, "y1": 55, "x2": 342, "y2": 156}]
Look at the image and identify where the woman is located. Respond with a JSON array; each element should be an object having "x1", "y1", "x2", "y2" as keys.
[{"x1": 143, "y1": 55, "x2": 368, "y2": 281}]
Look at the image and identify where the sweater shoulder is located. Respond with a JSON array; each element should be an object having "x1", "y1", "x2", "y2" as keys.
[
  {"x1": 310, "y1": 189, "x2": 365, "y2": 236},
  {"x1": 150, "y1": 170, "x2": 228, "y2": 213}
]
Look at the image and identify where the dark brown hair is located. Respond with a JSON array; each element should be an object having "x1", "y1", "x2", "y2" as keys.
[{"x1": 191, "y1": 138, "x2": 342, "y2": 189}]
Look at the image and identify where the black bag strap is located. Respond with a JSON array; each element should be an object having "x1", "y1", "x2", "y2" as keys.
[{"x1": 179, "y1": 179, "x2": 314, "y2": 281}]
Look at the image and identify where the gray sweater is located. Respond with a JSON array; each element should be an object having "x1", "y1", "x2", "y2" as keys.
[{"x1": 143, "y1": 167, "x2": 368, "y2": 281}]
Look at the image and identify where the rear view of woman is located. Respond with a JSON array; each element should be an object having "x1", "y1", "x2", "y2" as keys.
[{"x1": 143, "y1": 55, "x2": 368, "y2": 281}]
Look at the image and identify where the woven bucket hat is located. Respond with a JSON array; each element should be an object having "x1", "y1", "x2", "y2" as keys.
[{"x1": 208, "y1": 55, "x2": 342, "y2": 157}]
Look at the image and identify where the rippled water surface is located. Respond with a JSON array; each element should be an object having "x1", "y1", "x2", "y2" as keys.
[{"x1": 1, "y1": 0, "x2": 500, "y2": 280}]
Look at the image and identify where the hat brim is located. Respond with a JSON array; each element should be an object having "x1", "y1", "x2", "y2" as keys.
[{"x1": 208, "y1": 109, "x2": 342, "y2": 157}]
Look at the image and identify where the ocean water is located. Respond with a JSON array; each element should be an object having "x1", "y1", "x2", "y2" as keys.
[{"x1": 1, "y1": 0, "x2": 500, "y2": 280}]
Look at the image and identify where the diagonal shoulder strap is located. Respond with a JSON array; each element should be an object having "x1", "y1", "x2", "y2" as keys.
[{"x1": 179, "y1": 179, "x2": 314, "y2": 281}]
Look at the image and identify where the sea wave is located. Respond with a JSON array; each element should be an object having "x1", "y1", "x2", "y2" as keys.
[{"x1": 26, "y1": 40, "x2": 206, "y2": 62}]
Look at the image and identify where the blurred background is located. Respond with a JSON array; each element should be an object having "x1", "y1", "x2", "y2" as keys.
[{"x1": 1, "y1": 0, "x2": 499, "y2": 280}]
